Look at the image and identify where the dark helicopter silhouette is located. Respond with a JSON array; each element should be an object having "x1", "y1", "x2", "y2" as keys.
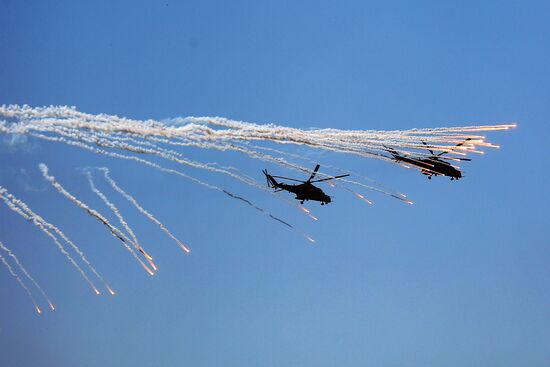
[
  {"x1": 386, "y1": 139, "x2": 472, "y2": 180},
  {"x1": 263, "y1": 164, "x2": 349, "y2": 205}
]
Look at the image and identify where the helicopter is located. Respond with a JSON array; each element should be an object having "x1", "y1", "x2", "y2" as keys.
[
  {"x1": 262, "y1": 164, "x2": 349, "y2": 205},
  {"x1": 386, "y1": 138, "x2": 473, "y2": 180}
]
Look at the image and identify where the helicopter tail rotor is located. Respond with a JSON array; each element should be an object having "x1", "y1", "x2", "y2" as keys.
[{"x1": 263, "y1": 169, "x2": 279, "y2": 188}]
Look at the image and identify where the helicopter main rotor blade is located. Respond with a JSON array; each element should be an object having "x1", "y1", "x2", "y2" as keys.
[
  {"x1": 310, "y1": 174, "x2": 350, "y2": 183},
  {"x1": 270, "y1": 175, "x2": 306, "y2": 183},
  {"x1": 421, "y1": 141, "x2": 435, "y2": 155},
  {"x1": 437, "y1": 138, "x2": 472, "y2": 156},
  {"x1": 306, "y1": 164, "x2": 321, "y2": 182},
  {"x1": 440, "y1": 157, "x2": 472, "y2": 162}
]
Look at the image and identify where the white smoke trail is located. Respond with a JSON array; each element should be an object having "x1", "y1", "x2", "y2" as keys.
[
  {"x1": 59, "y1": 125, "x2": 265, "y2": 189},
  {"x1": 0, "y1": 188, "x2": 114, "y2": 294},
  {"x1": 84, "y1": 169, "x2": 157, "y2": 271},
  {"x1": 0, "y1": 187, "x2": 101, "y2": 294},
  {"x1": 0, "y1": 104, "x2": 515, "y2": 309},
  {"x1": 0, "y1": 105, "x2": 513, "y2": 161},
  {"x1": 0, "y1": 105, "x2": 515, "y2": 206},
  {"x1": 0, "y1": 240, "x2": 55, "y2": 310},
  {"x1": 22, "y1": 133, "x2": 298, "y2": 235},
  {"x1": 97, "y1": 167, "x2": 191, "y2": 254},
  {"x1": 39, "y1": 163, "x2": 155, "y2": 276},
  {"x1": 0, "y1": 250, "x2": 42, "y2": 314},
  {"x1": 0, "y1": 104, "x2": 514, "y2": 203},
  {"x1": 0, "y1": 104, "x2": 514, "y2": 235},
  {"x1": 244, "y1": 142, "x2": 410, "y2": 200},
  {"x1": 1, "y1": 105, "x2": 514, "y2": 233},
  {"x1": 31, "y1": 125, "x2": 333, "y2": 221}
]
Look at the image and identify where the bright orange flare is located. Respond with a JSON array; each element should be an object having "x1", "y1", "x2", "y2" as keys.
[
  {"x1": 94, "y1": 287, "x2": 101, "y2": 295},
  {"x1": 35, "y1": 305, "x2": 42, "y2": 314},
  {"x1": 107, "y1": 286, "x2": 116, "y2": 296},
  {"x1": 148, "y1": 259, "x2": 158, "y2": 272},
  {"x1": 299, "y1": 206, "x2": 318, "y2": 221},
  {"x1": 179, "y1": 243, "x2": 191, "y2": 253},
  {"x1": 142, "y1": 263, "x2": 155, "y2": 276},
  {"x1": 140, "y1": 249, "x2": 154, "y2": 261},
  {"x1": 354, "y1": 192, "x2": 373, "y2": 205}
]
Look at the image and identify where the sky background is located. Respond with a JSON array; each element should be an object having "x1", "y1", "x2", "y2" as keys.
[{"x1": 1, "y1": 1, "x2": 549, "y2": 366}]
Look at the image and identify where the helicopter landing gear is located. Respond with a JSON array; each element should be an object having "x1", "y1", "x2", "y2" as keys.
[{"x1": 428, "y1": 176, "x2": 432, "y2": 180}]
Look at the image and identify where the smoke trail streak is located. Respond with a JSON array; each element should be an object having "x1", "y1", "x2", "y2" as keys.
[
  {"x1": 1, "y1": 105, "x2": 510, "y2": 207},
  {"x1": 220, "y1": 190, "x2": 314, "y2": 241},
  {"x1": 1, "y1": 189, "x2": 114, "y2": 294},
  {"x1": 0, "y1": 105, "x2": 514, "y2": 234},
  {"x1": 22, "y1": 132, "x2": 300, "y2": 237},
  {"x1": 97, "y1": 167, "x2": 191, "y2": 253},
  {"x1": 1, "y1": 190, "x2": 114, "y2": 295},
  {"x1": 0, "y1": 251, "x2": 42, "y2": 314},
  {"x1": 243, "y1": 141, "x2": 412, "y2": 203},
  {"x1": 0, "y1": 105, "x2": 514, "y2": 164},
  {"x1": 245, "y1": 142, "x2": 410, "y2": 200},
  {"x1": 0, "y1": 240, "x2": 55, "y2": 310},
  {"x1": 84, "y1": 170, "x2": 157, "y2": 271},
  {"x1": 101, "y1": 131, "x2": 373, "y2": 217},
  {"x1": 0, "y1": 188, "x2": 101, "y2": 294},
  {"x1": 15, "y1": 122, "x2": 265, "y2": 190},
  {"x1": 0, "y1": 104, "x2": 513, "y2": 215},
  {"x1": 25, "y1": 126, "x2": 294, "y2": 221},
  {"x1": 83, "y1": 130, "x2": 318, "y2": 221},
  {"x1": 221, "y1": 189, "x2": 266, "y2": 212},
  {"x1": 0, "y1": 105, "x2": 514, "y2": 211},
  {"x1": 39, "y1": 164, "x2": 155, "y2": 276},
  {"x1": 0, "y1": 105, "x2": 516, "y2": 310}
]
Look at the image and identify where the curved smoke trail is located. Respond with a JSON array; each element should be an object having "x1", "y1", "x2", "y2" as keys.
[
  {"x1": 0, "y1": 240, "x2": 55, "y2": 310},
  {"x1": 0, "y1": 104, "x2": 515, "y2": 312}
]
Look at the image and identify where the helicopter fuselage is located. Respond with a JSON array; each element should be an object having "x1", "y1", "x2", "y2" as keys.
[
  {"x1": 393, "y1": 155, "x2": 462, "y2": 180},
  {"x1": 277, "y1": 182, "x2": 332, "y2": 204},
  {"x1": 263, "y1": 165, "x2": 347, "y2": 205}
]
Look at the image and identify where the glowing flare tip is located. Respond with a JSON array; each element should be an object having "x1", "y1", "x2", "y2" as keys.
[
  {"x1": 48, "y1": 301, "x2": 56, "y2": 311},
  {"x1": 355, "y1": 192, "x2": 373, "y2": 205},
  {"x1": 35, "y1": 306, "x2": 42, "y2": 314},
  {"x1": 143, "y1": 264, "x2": 155, "y2": 276},
  {"x1": 140, "y1": 250, "x2": 153, "y2": 261}
]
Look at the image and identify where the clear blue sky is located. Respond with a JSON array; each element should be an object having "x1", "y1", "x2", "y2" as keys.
[{"x1": 1, "y1": 1, "x2": 549, "y2": 366}]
